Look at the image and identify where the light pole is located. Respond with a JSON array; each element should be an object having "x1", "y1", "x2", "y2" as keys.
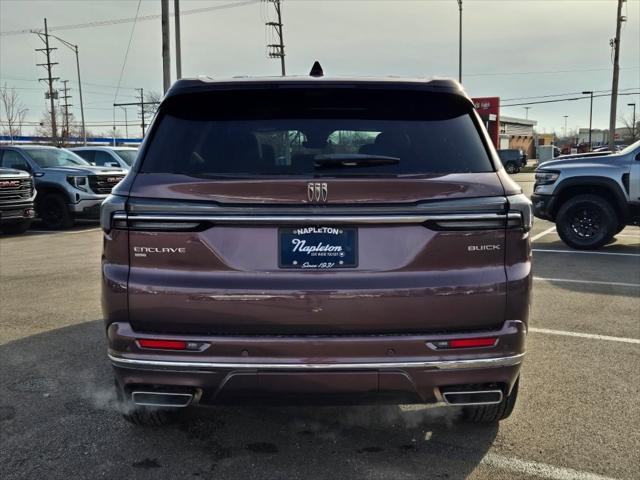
[
  {"x1": 582, "y1": 91, "x2": 594, "y2": 151},
  {"x1": 50, "y1": 34, "x2": 86, "y2": 145},
  {"x1": 524, "y1": 107, "x2": 530, "y2": 120},
  {"x1": 563, "y1": 115, "x2": 568, "y2": 138},
  {"x1": 628, "y1": 103, "x2": 636, "y2": 141},
  {"x1": 457, "y1": 0, "x2": 462, "y2": 83},
  {"x1": 118, "y1": 106, "x2": 129, "y2": 139}
]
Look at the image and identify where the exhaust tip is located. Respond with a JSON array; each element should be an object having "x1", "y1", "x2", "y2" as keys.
[
  {"x1": 442, "y1": 389, "x2": 503, "y2": 406},
  {"x1": 131, "y1": 391, "x2": 193, "y2": 408}
]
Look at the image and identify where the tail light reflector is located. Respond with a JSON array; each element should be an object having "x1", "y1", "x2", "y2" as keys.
[
  {"x1": 449, "y1": 337, "x2": 497, "y2": 348},
  {"x1": 138, "y1": 339, "x2": 187, "y2": 350}
]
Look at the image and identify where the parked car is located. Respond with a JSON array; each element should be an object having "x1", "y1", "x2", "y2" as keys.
[
  {"x1": 497, "y1": 149, "x2": 527, "y2": 173},
  {"x1": 101, "y1": 73, "x2": 532, "y2": 426},
  {"x1": 71, "y1": 146, "x2": 138, "y2": 170},
  {"x1": 0, "y1": 146, "x2": 126, "y2": 229},
  {"x1": 532, "y1": 140, "x2": 640, "y2": 249},
  {"x1": 0, "y1": 167, "x2": 36, "y2": 234}
]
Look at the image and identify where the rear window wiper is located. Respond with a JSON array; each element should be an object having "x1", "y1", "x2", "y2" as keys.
[{"x1": 313, "y1": 154, "x2": 400, "y2": 169}]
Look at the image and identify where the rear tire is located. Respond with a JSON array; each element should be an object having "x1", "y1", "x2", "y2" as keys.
[
  {"x1": 463, "y1": 378, "x2": 519, "y2": 423},
  {"x1": 37, "y1": 193, "x2": 73, "y2": 230},
  {"x1": 505, "y1": 162, "x2": 519, "y2": 174},
  {"x1": 0, "y1": 219, "x2": 31, "y2": 235},
  {"x1": 555, "y1": 194, "x2": 617, "y2": 250},
  {"x1": 114, "y1": 379, "x2": 174, "y2": 427}
]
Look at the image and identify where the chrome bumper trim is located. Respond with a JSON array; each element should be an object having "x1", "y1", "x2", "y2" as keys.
[
  {"x1": 113, "y1": 212, "x2": 520, "y2": 225},
  {"x1": 108, "y1": 352, "x2": 525, "y2": 371}
]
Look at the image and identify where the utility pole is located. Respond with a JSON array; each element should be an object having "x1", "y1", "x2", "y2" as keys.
[
  {"x1": 161, "y1": 0, "x2": 171, "y2": 93},
  {"x1": 563, "y1": 115, "x2": 568, "y2": 138},
  {"x1": 524, "y1": 107, "x2": 531, "y2": 120},
  {"x1": 628, "y1": 103, "x2": 636, "y2": 141},
  {"x1": 457, "y1": 0, "x2": 463, "y2": 83},
  {"x1": 118, "y1": 106, "x2": 129, "y2": 138},
  {"x1": 582, "y1": 91, "x2": 594, "y2": 151},
  {"x1": 113, "y1": 88, "x2": 159, "y2": 138},
  {"x1": 35, "y1": 18, "x2": 59, "y2": 145},
  {"x1": 60, "y1": 80, "x2": 72, "y2": 144},
  {"x1": 174, "y1": 0, "x2": 182, "y2": 79},
  {"x1": 138, "y1": 88, "x2": 145, "y2": 137},
  {"x1": 608, "y1": 0, "x2": 626, "y2": 151},
  {"x1": 265, "y1": 0, "x2": 285, "y2": 76}
]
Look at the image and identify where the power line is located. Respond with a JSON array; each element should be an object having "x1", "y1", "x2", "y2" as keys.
[
  {"x1": 0, "y1": 1, "x2": 257, "y2": 36},
  {"x1": 465, "y1": 65, "x2": 639, "y2": 77},
  {"x1": 113, "y1": 0, "x2": 143, "y2": 104},
  {"x1": 501, "y1": 87, "x2": 639, "y2": 102},
  {"x1": 501, "y1": 91, "x2": 639, "y2": 108}
]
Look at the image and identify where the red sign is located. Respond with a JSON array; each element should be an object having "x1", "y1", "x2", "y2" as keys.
[{"x1": 472, "y1": 96, "x2": 500, "y2": 147}]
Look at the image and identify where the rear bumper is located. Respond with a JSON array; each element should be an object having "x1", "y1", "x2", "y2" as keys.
[{"x1": 108, "y1": 320, "x2": 526, "y2": 406}]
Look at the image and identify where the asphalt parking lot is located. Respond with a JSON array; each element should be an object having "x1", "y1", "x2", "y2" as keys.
[{"x1": 1, "y1": 172, "x2": 638, "y2": 480}]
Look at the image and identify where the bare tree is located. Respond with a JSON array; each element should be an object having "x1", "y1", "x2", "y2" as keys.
[
  {"x1": 35, "y1": 108, "x2": 91, "y2": 145},
  {"x1": 142, "y1": 91, "x2": 162, "y2": 122},
  {"x1": 0, "y1": 84, "x2": 29, "y2": 142},
  {"x1": 619, "y1": 114, "x2": 639, "y2": 142}
]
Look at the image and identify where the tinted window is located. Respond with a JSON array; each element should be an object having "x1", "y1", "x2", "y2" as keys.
[
  {"x1": 94, "y1": 151, "x2": 116, "y2": 166},
  {"x1": 74, "y1": 150, "x2": 95, "y2": 163},
  {"x1": 114, "y1": 149, "x2": 137, "y2": 165},
  {"x1": 1, "y1": 150, "x2": 30, "y2": 171},
  {"x1": 23, "y1": 148, "x2": 89, "y2": 168},
  {"x1": 141, "y1": 89, "x2": 492, "y2": 177}
]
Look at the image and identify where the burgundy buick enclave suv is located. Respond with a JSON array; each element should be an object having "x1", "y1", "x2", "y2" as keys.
[{"x1": 101, "y1": 72, "x2": 532, "y2": 426}]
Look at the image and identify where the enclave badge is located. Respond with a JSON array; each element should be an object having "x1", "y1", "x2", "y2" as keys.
[{"x1": 307, "y1": 182, "x2": 328, "y2": 202}]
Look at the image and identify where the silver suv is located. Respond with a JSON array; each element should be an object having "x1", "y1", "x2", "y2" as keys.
[
  {"x1": 0, "y1": 146, "x2": 126, "y2": 229},
  {"x1": 532, "y1": 140, "x2": 640, "y2": 249}
]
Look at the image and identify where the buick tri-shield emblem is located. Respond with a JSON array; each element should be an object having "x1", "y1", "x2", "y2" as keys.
[{"x1": 307, "y1": 182, "x2": 328, "y2": 202}]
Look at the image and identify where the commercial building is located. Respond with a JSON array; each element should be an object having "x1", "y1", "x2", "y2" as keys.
[{"x1": 499, "y1": 116, "x2": 537, "y2": 158}]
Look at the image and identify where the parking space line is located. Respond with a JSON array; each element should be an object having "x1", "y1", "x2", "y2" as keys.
[
  {"x1": 27, "y1": 228, "x2": 101, "y2": 235},
  {"x1": 481, "y1": 452, "x2": 619, "y2": 480},
  {"x1": 533, "y1": 277, "x2": 640, "y2": 288},
  {"x1": 529, "y1": 327, "x2": 640, "y2": 345},
  {"x1": 531, "y1": 226, "x2": 556, "y2": 242},
  {"x1": 533, "y1": 248, "x2": 640, "y2": 257}
]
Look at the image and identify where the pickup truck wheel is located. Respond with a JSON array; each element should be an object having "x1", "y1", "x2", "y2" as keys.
[
  {"x1": 37, "y1": 193, "x2": 73, "y2": 230},
  {"x1": 114, "y1": 380, "x2": 174, "y2": 427},
  {"x1": 505, "y1": 162, "x2": 518, "y2": 174},
  {"x1": 0, "y1": 219, "x2": 31, "y2": 235},
  {"x1": 555, "y1": 194, "x2": 617, "y2": 250},
  {"x1": 463, "y1": 378, "x2": 519, "y2": 423}
]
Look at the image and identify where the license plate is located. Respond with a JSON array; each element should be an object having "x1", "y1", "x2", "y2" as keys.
[{"x1": 279, "y1": 227, "x2": 358, "y2": 269}]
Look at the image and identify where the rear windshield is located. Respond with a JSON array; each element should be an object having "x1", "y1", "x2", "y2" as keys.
[{"x1": 140, "y1": 88, "x2": 493, "y2": 177}]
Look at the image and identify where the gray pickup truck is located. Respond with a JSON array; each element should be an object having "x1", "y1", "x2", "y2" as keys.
[
  {"x1": 0, "y1": 145, "x2": 126, "y2": 229},
  {"x1": 532, "y1": 140, "x2": 640, "y2": 249}
]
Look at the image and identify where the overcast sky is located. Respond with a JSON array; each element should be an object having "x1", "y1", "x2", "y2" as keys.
[{"x1": 1, "y1": 0, "x2": 639, "y2": 137}]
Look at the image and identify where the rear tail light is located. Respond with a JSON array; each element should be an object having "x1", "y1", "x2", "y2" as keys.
[
  {"x1": 506, "y1": 193, "x2": 533, "y2": 231},
  {"x1": 100, "y1": 194, "x2": 126, "y2": 232},
  {"x1": 429, "y1": 337, "x2": 497, "y2": 350}
]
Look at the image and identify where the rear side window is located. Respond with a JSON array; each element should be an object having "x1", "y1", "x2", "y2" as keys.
[{"x1": 141, "y1": 88, "x2": 493, "y2": 177}]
